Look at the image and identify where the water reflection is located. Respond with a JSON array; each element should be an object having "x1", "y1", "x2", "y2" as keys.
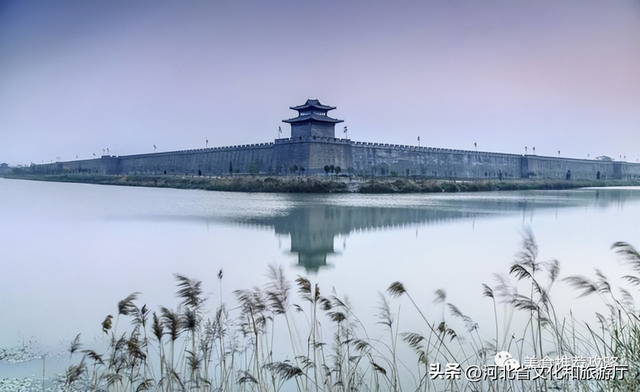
[
  {"x1": 1, "y1": 179, "x2": 638, "y2": 384},
  {"x1": 238, "y1": 188, "x2": 637, "y2": 272},
  {"x1": 254, "y1": 205, "x2": 482, "y2": 272}
]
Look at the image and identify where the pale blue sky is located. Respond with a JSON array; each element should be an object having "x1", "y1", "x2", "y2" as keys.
[{"x1": 1, "y1": 0, "x2": 638, "y2": 166}]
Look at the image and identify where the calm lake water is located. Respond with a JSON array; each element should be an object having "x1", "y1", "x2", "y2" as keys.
[{"x1": 1, "y1": 178, "x2": 639, "y2": 381}]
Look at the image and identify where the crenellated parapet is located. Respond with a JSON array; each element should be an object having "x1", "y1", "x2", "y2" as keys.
[
  {"x1": 275, "y1": 136, "x2": 352, "y2": 145},
  {"x1": 24, "y1": 99, "x2": 640, "y2": 181},
  {"x1": 352, "y1": 141, "x2": 520, "y2": 158}
]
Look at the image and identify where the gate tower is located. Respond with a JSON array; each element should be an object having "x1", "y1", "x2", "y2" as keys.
[{"x1": 283, "y1": 99, "x2": 343, "y2": 139}]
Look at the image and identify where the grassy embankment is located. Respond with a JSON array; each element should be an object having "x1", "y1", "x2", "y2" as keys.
[
  {"x1": 2, "y1": 233, "x2": 638, "y2": 392},
  {"x1": 3, "y1": 173, "x2": 639, "y2": 193}
]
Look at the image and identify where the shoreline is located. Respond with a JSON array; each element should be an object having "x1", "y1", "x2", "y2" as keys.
[{"x1": 2, "y1": 173, "x2": 639, "y2": 193}]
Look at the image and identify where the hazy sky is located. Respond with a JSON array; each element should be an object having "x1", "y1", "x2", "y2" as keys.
[{"x1": 1, "y1": 0, "x2": 638, "y2": 166}]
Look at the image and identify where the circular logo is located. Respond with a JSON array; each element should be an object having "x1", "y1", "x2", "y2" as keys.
[
  {"x1": 504, "y1": 358, "x2": 520, "y2": 371},
  {"x1": 494, "y1": 351, "x2": 512, "y2": 366}
]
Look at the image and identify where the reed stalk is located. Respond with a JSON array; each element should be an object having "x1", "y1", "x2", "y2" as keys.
[{"x1": 53, "y1": 238, "x2": 639, "y2": 392}]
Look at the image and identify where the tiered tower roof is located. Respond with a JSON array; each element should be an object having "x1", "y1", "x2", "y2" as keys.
[{"x1": 283, "y1": 99, "x2": 343, "y2": 124}]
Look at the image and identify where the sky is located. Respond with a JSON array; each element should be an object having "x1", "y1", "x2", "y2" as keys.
[{"x1": 0, "y1": 0, "x2": 638, "y2": 166}]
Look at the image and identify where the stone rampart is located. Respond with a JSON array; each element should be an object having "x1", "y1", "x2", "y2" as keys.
[
  {"x1": 120, "y1": 142, "x2": 274, "y2": 176},
  {"x1": 52, "y1": 156, "x2": 121, "y2": 175},
  {"x1": 613, "y1": 162, "x2": 640, "y2": 180},
  {"x1": 351, "y1": 142, "x2": 521, "y2": 179},
  {"x1": 272, "y1": 136, "x2": 352, "y2": 175},
  {"x1": 522, "y1": 155, "x2": 618, "y2": 180},
  {"x1": 26, "y1": 138, "x2": 640, "y2": 181}
]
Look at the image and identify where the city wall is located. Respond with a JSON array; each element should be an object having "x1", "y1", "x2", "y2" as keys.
[
  {"x1": 523, "y1": 156, "x2": 614, "y2": 180},
  {"x1": 351, "y1": 142, "x2": 522, "y2": 179},
  {"x1": 30, "y1": 138, "x2": 640, "y2": 180},
  {"x1": 120, "y1": 143, "x2": 274, "y2": 176}
]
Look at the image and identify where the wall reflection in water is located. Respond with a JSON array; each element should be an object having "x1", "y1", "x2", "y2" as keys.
[{"x1": 238, "y1": 189, "x2": 636, "y2": 272}]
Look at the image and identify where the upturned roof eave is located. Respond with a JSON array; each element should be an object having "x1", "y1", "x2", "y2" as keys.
[
  {"x1": 290, "y1": 104, "x2": 336, "y2": 111},
  {"x1": 290, "y1": 99, "x2": 336, "y2": 111},
  {"x1": 283, "y1": 115, "x2": 344, "y2": 124}
]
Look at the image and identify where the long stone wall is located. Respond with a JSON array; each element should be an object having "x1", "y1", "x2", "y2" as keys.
[
  {"x1": 120, "y1": 143, "x2": 274, "y2": 176},
  {"x1": 28, "y1": 137, "x2": 640, "y2": 181},
  {"x1": 614, "y1": 162, "x2": 640, "y2": 180},
  {"x1": 30, "y1": 157, "x2": 121, "y2": 175},
  {"x1": 522, "y1": 156, "x2": 615, "y2": 180},
  {"x1": 351, "y1": 142, "x2": 521, "y2": 179}
]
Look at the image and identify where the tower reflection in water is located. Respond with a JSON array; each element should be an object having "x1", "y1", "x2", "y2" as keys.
[
  {"x1": 182, "y1": 188, "x2": 634, "y2": 273},
  {"x1": 243, "y1": 189, "x2": 632, "y2": 273},
  {"x1": 278, "y1": 206, "x2": 483, "y2": 272}
]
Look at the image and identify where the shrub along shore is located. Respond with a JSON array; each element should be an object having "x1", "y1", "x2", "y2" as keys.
[{"x1": 2, "y1": 173, "x2": 639, "y2": 193}]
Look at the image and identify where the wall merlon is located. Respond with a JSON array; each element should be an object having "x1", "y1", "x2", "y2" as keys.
[{"x1": 27, "y1": 132, "x2": 640, "y2": 180}]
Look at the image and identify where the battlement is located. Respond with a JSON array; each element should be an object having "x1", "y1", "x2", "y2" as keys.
[
  {"x1": 352, "y1": 141, "x2": 521, "y2": 159},
  {"x1": 24, "y1": 100, "x2": 640, "y2": 181},
  {"x1": 275, "y1": 136, "x2": 352, "y2": 145}
]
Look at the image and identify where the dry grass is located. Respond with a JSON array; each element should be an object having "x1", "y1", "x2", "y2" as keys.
[{"x1": 5, "y1": 236, "x2": 638, "y2": 392}]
